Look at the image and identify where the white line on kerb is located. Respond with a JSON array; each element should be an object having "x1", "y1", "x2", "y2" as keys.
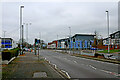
[
  {"x1": 53, "y1": 64, "x2": 57, "y2": 69},
  {"x1": 61, "y1": 70, "x2": 71, "y2": 78}
]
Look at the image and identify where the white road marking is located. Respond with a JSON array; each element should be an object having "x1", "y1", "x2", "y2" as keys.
[
  {"x1": 53, "y1": 64, "x2": 57, "y2": 69},
  {"x1": 74, "y1": 61, "x2": 77, "y2": 63},
  {"x1": 89, "y1": 65, "x2": 97, "y2": 70},
  {"x1": 61, "y1": 70, "x2": 71, "y2": 78},
  {"x1": 100, "y1": 69, "x2": 120, "y2": 77}
]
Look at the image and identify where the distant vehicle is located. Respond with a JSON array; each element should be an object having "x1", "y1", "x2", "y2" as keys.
[
  {"x1": 23, "y1": 48, "x2": 29, "y2": 51},
  {"x1": 90, "y1": 47, "x2": 98, "y2": 50}
]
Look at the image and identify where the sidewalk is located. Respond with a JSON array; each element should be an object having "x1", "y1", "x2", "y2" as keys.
[{"x1": 2, "y1": 52, "x2": 62, "y2": 79}]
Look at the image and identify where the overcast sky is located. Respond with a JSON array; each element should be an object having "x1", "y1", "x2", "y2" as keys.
[{"x1": 1, "y1": 0, "x2": 119, "y2": 44}]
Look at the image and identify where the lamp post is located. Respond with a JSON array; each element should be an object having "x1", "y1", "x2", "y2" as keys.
[
  {"x1": 20, "y1": 5, "x2": 24, "y2": 55},
  {"x1": 69, "y1": 27, "x2": 71, "y2": 54},
  {"x1": 106, "y1": 11, "x2": 110, "y2": 53},
  {"x1": 3, "y1": 31, "x2": 6, "y2": 48},
  {"x1": 23, "y1": 23, "x2": 31, "y2": 47}
]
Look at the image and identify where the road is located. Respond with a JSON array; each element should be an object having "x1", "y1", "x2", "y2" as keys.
[{"x1": 38, "y1": 50, "x2": 119, "y2": 78}]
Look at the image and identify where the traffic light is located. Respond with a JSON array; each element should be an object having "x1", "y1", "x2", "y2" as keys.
[{"x1": 37, "y1": 39, "x2": 40, "y2": 43}]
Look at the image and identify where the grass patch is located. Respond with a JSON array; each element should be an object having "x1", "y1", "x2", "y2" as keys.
[
  {"x1": 72, "y1": 54, "x2": 120, "y2": 64},
  {"x1": 97, "y1": 49, "x2": 120, "y2": 53}
]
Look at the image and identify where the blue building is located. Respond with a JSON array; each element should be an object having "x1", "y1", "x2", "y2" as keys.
[
  {"x1": 57, "y1": 34, "x2": 95, "y2": 49},
  {"x1": 1, "y1": 38, "x2": 12, "y2": 48},
  {"x1": 71, "y1": 34, "x2": 95, "y2": 49}
]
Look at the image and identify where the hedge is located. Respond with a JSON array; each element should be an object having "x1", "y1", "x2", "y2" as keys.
[{"x1": 2, "y1": 48, "x2": 19, "y2": 61}]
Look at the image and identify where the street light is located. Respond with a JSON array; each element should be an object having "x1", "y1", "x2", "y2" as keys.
[
  {"x1": 20, "y1": 5, "x2": 24, "y2": 55},
  {"x1": 23, "y1": 23, "x2": 31, "y2": 44},
  {"x1": 3, "y1": 31, "x2": 6, "y2": 48},
  {"x1": 106, "y1": 11, "x2": 110, "y2": 53},
  {"x1": 69, "y1": 27, "x2": 71, "y2": 53}
]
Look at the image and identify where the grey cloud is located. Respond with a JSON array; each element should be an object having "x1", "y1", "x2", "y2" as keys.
[{"x1": 2, "y1": 2, "x2": 118, "y2": 44}]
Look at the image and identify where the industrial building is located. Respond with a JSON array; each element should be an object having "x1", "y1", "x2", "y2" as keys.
[
  {"x1": 1, "y1": 38, "x2": 13, "y2": 48},
  {"x1": 48, "y1": 33, "x2": 95, "y2": 49},
  {"x1": 0, "y1": 38, "x2": 18, "y2": 49},
  {"x1": 103, "y1": 31, "x2": 120, "y2": 49}
]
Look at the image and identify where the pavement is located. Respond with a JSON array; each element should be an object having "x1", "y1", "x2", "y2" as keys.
[
  {"x1": 39, "y1": 50, "x2": 120, "y2": 79},
  {"x1": 2, "y1": 52, "x2": 63, "y2": 79}
]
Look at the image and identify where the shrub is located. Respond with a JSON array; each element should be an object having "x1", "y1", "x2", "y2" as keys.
[
  {"x1": 2, "y1": 48, "x2": 19, "y2": 61},
  {"x1": 94, "y1": 53, "x2": 105, "y2": 58}
]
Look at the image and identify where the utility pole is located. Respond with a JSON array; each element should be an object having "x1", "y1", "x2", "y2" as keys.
[
  {"x1": 26, "y1": 23, "x2": 28, "y2": 44},
  {"x1": 57, "y1": 35, "x2": 59, "y2": 49},
  {"x1": 38, "y1": 39, "x2": 39, "y2": 61},
  {"x1": 39, "y1": 32, "x2": 41, "y2": 49},
  {"x1": 3, "y1": 31, "x2": 6, "y2": 48},
  {"x1": 106, "y1": 11, "x2": 110, "y2": 53},
  {"x1": 38, "y1": 32, "x2": 41, "y2": 61}
]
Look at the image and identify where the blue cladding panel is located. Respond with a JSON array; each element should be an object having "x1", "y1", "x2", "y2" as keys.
[
  {"x1": 71, "y1": 41, "x2": 73, "y2": 48},
  {"x1": 76, "y1": 41, "x2": 78, "y2": 48},
  {"x1": 85, "y1": 40, "x2": 87, "y2": 48},
  {"x1": 74, "y1": 42, "x2": 76, "y2": 48},
  {"x1": 9, "y1": 46, "x2": 12, "y2": 48},
  {"x1": 90, "y1": 45, "x2": 92, "y2": 48},
  {"x1": 80, "y1": 41, "x2": 82, "y2": 49}
]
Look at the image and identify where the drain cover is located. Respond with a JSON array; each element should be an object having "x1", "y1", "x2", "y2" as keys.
[{"x1": 33, "y1": 72, "x2": 47, "y2": 78}]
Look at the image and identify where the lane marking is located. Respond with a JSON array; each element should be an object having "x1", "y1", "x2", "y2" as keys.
[
  {"x1": 101, "y1": 69, "x2": 120, "y2": 77},
  {"x1": 74, "y1": 61, "x2": 77, "y2": 63},
  {"x1": 89, "y1": 65, "x2": 97, "y2": 70}
]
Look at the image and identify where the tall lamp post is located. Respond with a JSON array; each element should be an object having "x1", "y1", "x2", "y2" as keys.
[
  {"x1": 69, "y1": 27, "x2": 71, "y2": 53},
  {"x1": 3, "y1": 31, "x2": 6, "y2": 48},
  {"x1": 106, "y1": 11, "x2": 110, "y2": 53},
  {"x1": 24, "y1": 23, "x2": 31, "y2": 48},
  {"x1": 20, "y1": 5, "x2": 24, "y2": 55}
]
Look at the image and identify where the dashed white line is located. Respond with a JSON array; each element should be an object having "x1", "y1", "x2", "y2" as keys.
[
  {"x1": 100, "y1": 69, "x2": 120, "y2": 77},
  {"x1": 74, "y1": 61, "x2": 77, "y2": 63},
  {"x1": 89, "y1": 65, "x2": 97, "y2": 70}
]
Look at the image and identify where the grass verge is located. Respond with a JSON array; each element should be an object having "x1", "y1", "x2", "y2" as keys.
[{"x1": 71, "y1": 54, "x2": 120, "y2": 64}]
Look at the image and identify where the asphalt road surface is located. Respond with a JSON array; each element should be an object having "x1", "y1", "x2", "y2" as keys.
[{"x1": 38, "y1": 50, "x2": 119, "y2": 78}]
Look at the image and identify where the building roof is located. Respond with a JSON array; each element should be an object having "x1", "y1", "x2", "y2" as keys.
[
  {"x1": 57, "y1": 38, "x2": 69, "y2": 41},
  {"x1": 72, "y1": 34, "x2": 95, "y2": 38},
  {"x1": 110, "y1": 30, "x2": 120, "y2": 36},
  {"x1": 1, "y1": 38, "x2": 13, "y2": 40}
]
